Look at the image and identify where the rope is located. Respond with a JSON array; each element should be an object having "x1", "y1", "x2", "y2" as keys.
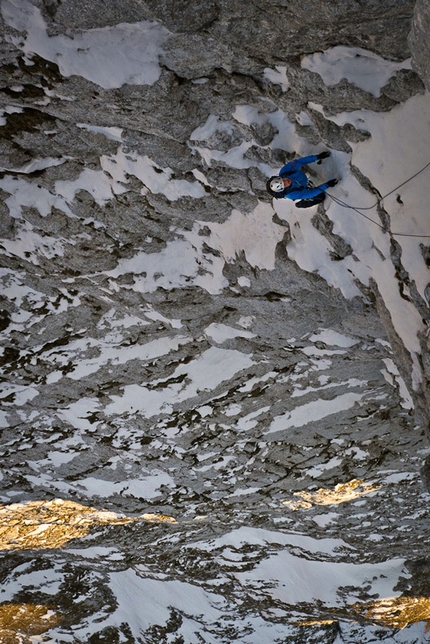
[
  {"x1": 327, "y1": 193, "x2": 430, "y2": 238},
  {"x1": 326, "y1": 159, "x2": 430, "y2": 239}
]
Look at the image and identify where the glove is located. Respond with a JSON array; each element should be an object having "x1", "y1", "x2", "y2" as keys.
[
  {"x1": 317, "y1": 151, "x2": 330, "y2": 163},
  {"x1": 326, "y1": 178, "x2": 338, "y2": 187}
]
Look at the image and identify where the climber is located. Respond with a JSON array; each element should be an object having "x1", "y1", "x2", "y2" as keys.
[{"x1": 266, "y1": 151, "x2": 338, "y2": 208}]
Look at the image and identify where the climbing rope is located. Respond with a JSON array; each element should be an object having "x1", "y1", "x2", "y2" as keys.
[{"x1": 326, "y1": 159, "x2": 430, "y2": 239}]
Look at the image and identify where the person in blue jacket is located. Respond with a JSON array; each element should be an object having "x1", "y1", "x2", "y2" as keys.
[{"x1": 266, "y1": 151, "x2": 338, "y2": 208}]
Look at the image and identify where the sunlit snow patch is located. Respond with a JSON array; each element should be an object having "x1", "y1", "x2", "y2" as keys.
[
  {"x1": 283, "y1": 479, "x2": 382, "y2": 510},
  {"x1": 0, "y1": 604, "x2": 61, "y2": 639},
  {"x1": 0, "y1": 499, "x2": 131, "y2": 550},
  {"x1": 362, "y1": 596, "x2": 430, "y2": 630},
  {"x1": 0, "y1": 499, "x2": 177, "y2": 550}
]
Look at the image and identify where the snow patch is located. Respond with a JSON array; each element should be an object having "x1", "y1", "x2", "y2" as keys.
[
  {"x1": 2, "y1": 0, "x2": 171, "y2": 89},
  {"x1": 301, "y1": 46, "x2": 411, "y2": 97}
]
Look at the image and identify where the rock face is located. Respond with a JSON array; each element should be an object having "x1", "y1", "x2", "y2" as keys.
[
  {"x1": 0, "y1": 0, "x2": 430, "y2": 642},
  {"x1": 409, "y1": 0, "x2": 430, "y2": 90}
]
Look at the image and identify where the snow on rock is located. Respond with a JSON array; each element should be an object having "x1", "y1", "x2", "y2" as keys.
[
  {"x1": 301, "y1": 46, "x2": 412, "y2": 97},
  {"x1": 1, "y1": 0, "x2": 171, "y2": 88},
  {"x1": 0, "y1": 1, "x2": 430, "y2": 641}
]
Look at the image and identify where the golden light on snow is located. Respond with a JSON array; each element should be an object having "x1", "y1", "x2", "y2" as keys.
[
  {"x1": 297, "y1": 596, "x2": 430, "y2": 630},
  {"x1": 141, "y1": 513, "x2": 178, "y2": 524},
  {"x1": 282, "y1": 478, "x2": 382, "y2": 510},
  {"x1": 297, "y1": 619, "x2": 338, "y2": 626},
  {"x1": 0, "y1": 604, "x2": 60, "y2": 643},
  {"x1": 362, "y1": 595, "x2": 430, "y2": 630},
  {"x1": 0, "y1": 499, "x2": 177, "y2": 550}
]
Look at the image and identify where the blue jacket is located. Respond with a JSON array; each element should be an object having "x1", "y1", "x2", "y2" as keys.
[{"x1": 278, "y1": 154, "x2": 330, "y2": 200}]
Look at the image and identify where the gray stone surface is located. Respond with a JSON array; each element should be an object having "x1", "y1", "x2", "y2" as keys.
[
  {"x1": 0, "y1": 0, "x2": 429, "y2": 642},
  {"x1": 409, "y1": 0, "x2": 430, "y2": 90}
]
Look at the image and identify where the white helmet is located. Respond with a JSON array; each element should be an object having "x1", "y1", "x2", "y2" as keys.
[{"x1": 269, "y1": 177, "x2": 284, "y2": 192}]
